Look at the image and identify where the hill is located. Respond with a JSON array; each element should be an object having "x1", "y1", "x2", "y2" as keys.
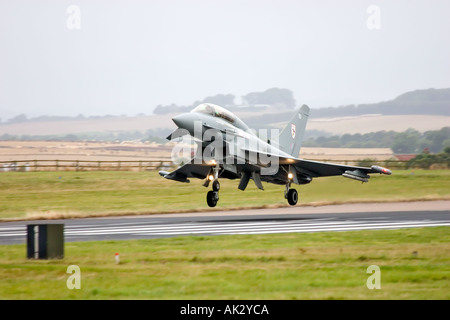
[
  {"x1": 224, "y1": 88, "x2": 450, "y2": 129},
  {"x1": 0, "y1": 88, "x2": 449, "y2": 140},
  {"x1": 311, "y1": 88, "x2": 450, "y2": 117}
]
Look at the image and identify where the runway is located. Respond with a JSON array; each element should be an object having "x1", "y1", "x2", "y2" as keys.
[{"x1": 0, "y1": 201, "x2": 449, "y2": 244}]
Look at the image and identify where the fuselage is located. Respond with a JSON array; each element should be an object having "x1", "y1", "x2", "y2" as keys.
[
  {"x1": 162, "y1": 103, "x2": 391, "y2": 207},
  {"x1": 171, "y1": 103, "x2": 294, "y2": 164}
]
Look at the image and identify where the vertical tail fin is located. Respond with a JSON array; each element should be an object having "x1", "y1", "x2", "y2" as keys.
[{"x1": 278, "y1": 104, "x2": 309, "y2": 158}]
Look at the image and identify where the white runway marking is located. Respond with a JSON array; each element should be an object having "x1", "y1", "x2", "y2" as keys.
[
  {"x1": 1, "y1": 210, "x2": 449, "y2": 244},
  {"x1": 3, "y1": 219, "x2": 449, "y2": 240}
]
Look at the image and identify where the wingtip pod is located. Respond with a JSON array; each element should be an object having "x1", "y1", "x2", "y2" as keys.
[
  {"x1": 371, "y1": 165, "x2": 392, "y2": 175},
  {"x1": 159, "y1": 170, "x2": 169, "y2": 177},
  {"x1": 159, "y1": 170, "x2": 190, "y2": 183}
]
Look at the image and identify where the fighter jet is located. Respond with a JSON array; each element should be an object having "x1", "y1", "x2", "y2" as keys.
[{"x1": 159, "y1": 103, "x2": 392, "y2": 207}]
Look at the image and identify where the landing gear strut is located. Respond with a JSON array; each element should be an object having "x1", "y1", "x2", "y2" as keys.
[{"x1": 284, "y1": 183, "x2": 298, "y2": 206}]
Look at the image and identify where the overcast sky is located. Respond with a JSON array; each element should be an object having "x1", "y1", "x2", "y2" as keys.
[{"x1": 0, "y1": 0, "x2": 449, "y2": 119}]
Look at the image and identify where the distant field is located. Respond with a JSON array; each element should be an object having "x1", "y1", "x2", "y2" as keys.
[
  {"x1": 306, "y1": 114, "x2": 450, "y2": 135},
  {"x1": 0, "y1": 140, "x2": 173, "y2": 162},
  {"x1": 0, "y1": 170, "x2": 449, "y2": 220},
  {"x1": 0, "y1": 141, "x2": 395, "y2": 168},
  {"x1": 0, "y1": 114, "x2": 175, "y2": 136},
  {"x1": 0, "y1": 227, "x2": 449, "y2": 299},
  {"x1": 1, "y1": 113, "x2": 449, "y2": 136}
]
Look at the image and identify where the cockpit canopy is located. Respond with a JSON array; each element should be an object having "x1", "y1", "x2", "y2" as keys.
[{"x1": 191, "y1": 103, "x2": 249, "y2": 132}]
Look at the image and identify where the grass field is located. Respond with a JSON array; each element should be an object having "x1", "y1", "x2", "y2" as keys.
[
  {"x1": 1, "y1": 170, "x2": 449, "y2": 300},
  {"x1": 0, "y1": 170, "x2": 449, "y2": 220},
  {"x1": 0, "y1": 227, "x2": 449, "y2": 299}
]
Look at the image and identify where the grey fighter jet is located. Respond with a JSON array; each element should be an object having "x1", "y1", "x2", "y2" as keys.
[{"x1": 159, "y1": 103, "x2": 392, "y2": 207}]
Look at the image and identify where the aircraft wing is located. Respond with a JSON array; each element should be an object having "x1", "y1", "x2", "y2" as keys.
[
  {"x1": 237, "y1": 144, "x2": 390, "y2": 180},
  {"x1": 292, "y1": 159, "x2": 391, "y2": 182},
  {"x1": 160, "y1": 144, "x2": 391, "y2": 185},
  {"x1": 159, "y1": 161, "x2": 211, "y2": 183}
]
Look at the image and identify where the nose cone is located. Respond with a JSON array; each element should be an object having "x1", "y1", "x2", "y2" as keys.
[
  {"x1": 172, "y1": 113, "x2": 196, "y2": 135},
  {"x1": 172, "y1": 113, "x2": 190, "y2": 128}
]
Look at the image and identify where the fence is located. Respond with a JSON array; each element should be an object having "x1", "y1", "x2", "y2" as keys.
[
  {"x1": 0, "y1": 159, "x2": 174, "y2": 172},
  {"x1": 0, "y1": 159, "x2": 429, "y2": 172},
  {"x1": 0, "y1": 159, "x2": 433, "y2": 172}
]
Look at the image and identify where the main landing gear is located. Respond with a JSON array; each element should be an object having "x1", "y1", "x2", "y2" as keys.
[
  {"x1": 206, "y1": 166, "x2": 221, "y2": 207},
  {"x1": 206, "y1": 179, "x2": 220, "y2": 207},
  {"x1": 284, "y1": 183, "x2": 298, "y2": 206}
]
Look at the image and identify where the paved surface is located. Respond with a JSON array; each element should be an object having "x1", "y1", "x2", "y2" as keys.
[{"x1": 0, "y1": 201, "x2": 449, "y2": 244}]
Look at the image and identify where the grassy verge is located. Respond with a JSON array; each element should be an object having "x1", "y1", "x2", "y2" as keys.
[
  {"x1": 0, "y1": 227, "x2": 449, "y2": 299},
  {"x1": 0, "y1": 170, "x2": 449, "y2": 220}
]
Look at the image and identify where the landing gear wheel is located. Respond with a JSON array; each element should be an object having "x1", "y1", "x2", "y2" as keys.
[
  {"x1": 212, "y1": 179, "x2": 220, "y2": 192},
  {"x1": 207, "y1": 191, "x2": 219, "y2": 207},
  {"x1": 287, "y1": 189, "x2": 298, "y2": 206}
]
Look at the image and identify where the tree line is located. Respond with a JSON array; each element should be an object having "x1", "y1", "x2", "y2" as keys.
[
  {"x1": 153, "y1": 88, "x2": 296, "y2": 115},
  {"x1": 407, "y1": 147, "x2": 450, "y2": 169},
  {"x1": 303, "y1": 127, "x2": 450, "y2": 154},
  {"x1": 2, "y1": 127, "x2": 449, "y2": 156},
  {"x1": 0, "y1": 128, "x2": 172, "y2": 144}
]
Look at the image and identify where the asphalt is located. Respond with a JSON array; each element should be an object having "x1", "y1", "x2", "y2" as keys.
[{"x1": 0, "y1": 201, "x2": 449, "y2": 244}]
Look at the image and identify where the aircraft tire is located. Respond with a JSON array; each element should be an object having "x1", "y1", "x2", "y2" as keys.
[
  {"x1": 287, "y1": 189, "x2": 298, "y2": 206},
  {"x1": 212, "y1": 179, "x2": 220, "y2": 192},
  {"x1": 207, "y1": 191, "x2": 219, "y2": 207}
]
